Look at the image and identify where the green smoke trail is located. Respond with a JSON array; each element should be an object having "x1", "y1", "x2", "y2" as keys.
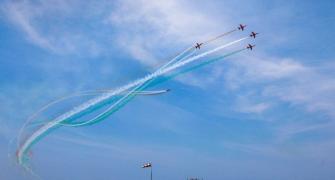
[
  {"x1": 16, "y1": 46, "x2": 197, "y2": 168},
  {"x1": 150, "y1": 48, "x2": 246, "y2": 86},
  {"x1": 61, "y1": 48, "x2": 245, "y2": 127},
  {"x1": 17, "y1": 36, "x2": 248, "y2": 169},
  {"x1": 54, "y1": 49, "x2": 196, "y2": 127},
  {"x1": 60, "y1": 77, "x2": 157, "y2": 127},
  {"x1": 55, "y1": 37, "x2": 247, "y2": 126},
  {"x1": 21, "y1": 47, "x2": 194, "y2": 128}
]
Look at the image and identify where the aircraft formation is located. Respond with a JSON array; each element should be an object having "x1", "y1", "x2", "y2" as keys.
[{"x1": 194, "y1": 24, "x2": 257, "y2": 50}]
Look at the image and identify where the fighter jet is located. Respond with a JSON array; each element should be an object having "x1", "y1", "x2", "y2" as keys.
[
  {"x1": 247, "y1": 44, "x2": 256, "y2": 50},
  {"x1": 195, "y1": 43, "x2": 203, "y2": 49},
  {"x1": 133, "y1": 89, "x2": 171, "y2": 96},
  {"x1": 142, "y1": 163, "x2": 152, "y2": 168},
  {"x1": 250, "y1": 32, "x2": 259, "y2": 38},
  {"x1": 238, "y1": 24, "x2": 246, "y2": 31}
]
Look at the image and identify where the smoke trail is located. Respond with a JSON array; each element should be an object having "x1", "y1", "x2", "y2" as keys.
[
  {"x1": 158, "y1": 46, "x2": 194, "y2": 70},
  {"x1": 58, "y1": 37, "x2": 248, "y2": 127},
  {"x1": 23, "y1": 89, "x2": 170, "y2": 128},
  {"x1": 17, "y1": 53, "x2": 186, "y2": 165},
  {"x1": 60, "y1": 37, "x2": 247, "y2": 127},
  {"x1": 60, "y1": 76, "x2": 158, "y2": 127},
  {"x1": 18, "y1": 48, "x2": 195, "y2": 144},
  {"x1": 63, "y1": 37, "x2": 247, "y2": 129},
  {"x1": 16, "y1": 46, "x2": 192, "y2": 146},
  {"x1": 17, "y1": 28, "x2": 237, "y2": 148},
  {"x1": 16, "y1": 36, "x2": 249, "y2": 168},
  {"x1": 61, "y1": 48, "x2": 246, "y2": 127},
  {"x1": 21, "y1": 47, "x2": 195, "y2": 129},
  {"x1": 60, "y1": 74, "x2": 160, "y2": 127},
  {"x1": 16, "y1": 45, "x2": 195, "y2": 156},
  {"x1": 160, "y1": 37, "x2": 248, "y2": 73},
  {"x1": 17, "y1": 44, "x2": 195, "y2": 148},
  {"x1": 152, "y1": 48, "x2": 247, "y2": 86},
  {"x1": 202, "y1": 29, "x2": 237, "y2": 45}
]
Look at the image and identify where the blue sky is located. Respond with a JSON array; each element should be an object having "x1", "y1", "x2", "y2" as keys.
[{"x1": 0, "y1": 0, "x2": 335, "y2": 179}]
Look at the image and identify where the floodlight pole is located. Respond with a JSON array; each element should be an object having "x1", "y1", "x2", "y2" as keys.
[{"x1": 150, "y1": 166, "x2": 152, "y2": 180}]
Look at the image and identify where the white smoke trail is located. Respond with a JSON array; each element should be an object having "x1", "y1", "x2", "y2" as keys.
[
  {"x1": 161, "y1": 37, "x2": 248, "y2": 73},
  {"x1": 158, "y1": 46, "x2": 194, "y2": 70},
  {"x1": 17, "y1": 28, "x2": 236, "y2": 150},
  {"x1": 40, "y1": 49, "x2": 196, "y2": 127},
  {"x1": 59, "y1": 37, "x2": 248, "y2": 127},
  {"x1": 58, "y1": 47, "x2": 196, "y2": 127},
  {"x1": 17, "y1": 36, "x2": 248, "y2": 165},
  {"x1": 16, "y1": 46, "x2": 194, "y2": 151},
  {"x1": 56, "y1": 37, "x2": 248, "y2": 127},
  {"x1": 21, "y1": 89, "x2": 170, "y2": 128},
  {"x1": 202, "y1": 29, "x2": 237, "y2": 45},
  {"x1": 16, "y1": 46, "x2": 192, "y2": 144}
]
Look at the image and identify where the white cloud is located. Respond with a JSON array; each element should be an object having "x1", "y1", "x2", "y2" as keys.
[
  {"x1": 263, "y1": 76, "x2": 335, "y2": 117},
  {"x1": 225, "y1": 55, "x2": 308, "y2": 85},
  {"x1": 238, "y1": 102, "x2": 271, "y2": 114},
  {"x1": 222, "y1": 54, "x2": 335, "y2": 118},
  {"x1": 1, "y1": 0, "x2": 104, "y2": 56},
  {"x1": 232, "y1": 91, "x2": 272, "y2": 114},
  {"x1": 106, "y1": 0, "x2": 224, "y2": 67},
  {"x1": 275, "y1": 121, "x2": 335, "y2": 143},
  {"x1": 2, "y1": 1, "x2": 55, "y2": 51},
  {"x1": 221, "y1": 138, "x2": 335, "y2": 161}
]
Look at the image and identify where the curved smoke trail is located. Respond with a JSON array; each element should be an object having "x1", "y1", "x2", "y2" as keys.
[
  {"x1": 58, "y1": 37, "x2": 248, "y2": 127},
  {"x1": 17, "y1": 35, "x2": 250, "y2": 169},
  {"x1": 23, "y1": 89, "x2": 170, "y2": 128}
]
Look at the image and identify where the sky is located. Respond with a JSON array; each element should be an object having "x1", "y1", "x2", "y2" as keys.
[{"x1": 0, "y1": 0, "x2": 335, "y2": 179}]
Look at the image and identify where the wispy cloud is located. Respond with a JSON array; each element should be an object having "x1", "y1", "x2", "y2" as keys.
[
  {"x1": 2, "y1": 1, "x2": 55, "y2": 51},
  {"x1": 234, "y1": 93, "x2": 271, "y2": 114},
  {"x1": 106, "y1": 0, "x2": 224, "y2": 67},
  {"x1": 221, "y1": 138, "x2": 335, "y2": 161},
  {"x1": 1, "y1": 0, "x2": 104, "y2": 56},
  {"x1": 275, "y1": 121, "x2": 335, "y2": 142},
  {"x1": 222, "y1": 53, "x2": 335, "y2": 118}
]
